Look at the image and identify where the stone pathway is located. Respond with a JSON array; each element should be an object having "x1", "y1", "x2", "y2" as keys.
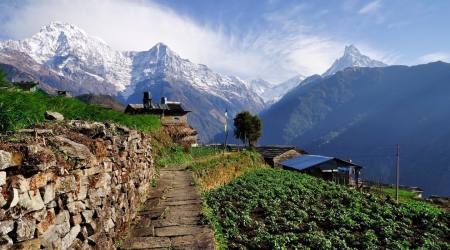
[{"x1": 121, "y1": 166, "x2": 215, "y2": 249}]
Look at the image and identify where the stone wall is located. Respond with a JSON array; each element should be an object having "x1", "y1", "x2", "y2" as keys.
[{"x1": 0, "y1": 120, "x2": 155, "y2": 249}]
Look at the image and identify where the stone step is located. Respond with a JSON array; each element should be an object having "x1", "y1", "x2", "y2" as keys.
[
  {"x1": 154, "y1": 225, "x2": 210, "y2": 237},
  {"x1": 164, "y1": 199, "x2": 202, "y2": 206},
  {"x1": 137, "y1": 207, "x2": 167, "y2": 219},
  {"x1": 121, "y1": 236, "x2": 171, "y2": 249},
  {"x1": 152, "y1": 217, "x2": 202, "y2": 227}
]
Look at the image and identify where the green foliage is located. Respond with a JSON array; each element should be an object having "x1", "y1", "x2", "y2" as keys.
[
  {"x1": 233, "y1": 111, "x2": 262, "y2": 146},
  {"x1": 380, "y1": 187, "x2": 419, "y2": 201},
  {"x1": 155, "y1": 145, "x2": 193, "y2": 168},
  {"x1": 154, "y1": 146, "x2": 222, "y2": 169},
  {"x1": 205, "y1": 168, "x2": 450, "y2": 249},
  {"x1": 0, "y1": 69, "x2": 11, "y2": 87},
  {"x1": 0, "y1": 90, "x2": 160, "y2": 132},
  {"x1": 150, "y1": 178, "x2": 157, "y2": 188},
  {"x1": 191, "y1": 146, "x2": 221, "y2": 159}
]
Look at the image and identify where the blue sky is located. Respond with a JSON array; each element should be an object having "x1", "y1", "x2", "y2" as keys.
[{"x1": 0, "y1": 0, "x2": 449, "y2": 82}]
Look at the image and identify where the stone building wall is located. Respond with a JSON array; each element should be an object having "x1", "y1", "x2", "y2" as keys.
[{"x1": 0, "y1": 120, "x2": 155, "y2": 249}]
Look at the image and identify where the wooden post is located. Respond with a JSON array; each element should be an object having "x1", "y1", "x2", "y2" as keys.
[{"x1": 395, "y1": 144, "x2": 400, "y2": 203}]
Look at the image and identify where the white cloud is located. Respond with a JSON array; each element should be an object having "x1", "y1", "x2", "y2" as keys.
[
  {"x1": 418, "y1": 52, "x2": 449, "y2": 63},
  {"x1": 0, "y1": 0, "x2": 391, "y2": 83},
  {"x1": 358, "y1": 0, "x2": 382, "y2": 14}
]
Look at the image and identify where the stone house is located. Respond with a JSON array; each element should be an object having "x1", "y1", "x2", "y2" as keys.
[{"x1": 125, "y1": 92, "x2": 198, "y2": 145}]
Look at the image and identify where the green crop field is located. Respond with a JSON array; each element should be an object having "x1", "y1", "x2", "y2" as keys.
[
  {"x1": 0, "y1": 89, "x2": 160, "y2": 132},
  {"x1": 204, "y1": 168, "x2": 450, "y2": 249}
]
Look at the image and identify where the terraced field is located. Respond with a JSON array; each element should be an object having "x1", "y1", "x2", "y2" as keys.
[{"x1": 205, "y1": 168, "x2": 450, "y2": 249}]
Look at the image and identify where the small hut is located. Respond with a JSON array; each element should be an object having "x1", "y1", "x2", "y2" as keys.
[{"x1": 125, "y1": 92, "x2": 191, "y2": 126}]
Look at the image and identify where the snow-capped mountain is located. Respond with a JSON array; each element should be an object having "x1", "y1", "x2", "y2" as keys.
[
  {"x1": 249, "y1": 74, "x2": 306, "y2": 104},
  {"x1": 249, "y1": 78, "x2": 273, "y2": 97},
  {"x1": 0, "y1": 22, "x2": 131, "y2": 92},
  {"x1": 0, "y1": 22, "x2": 265, "y2": 141},
  {"x1": 323, "y1": 45, "x2": 387, "y2": 77}
]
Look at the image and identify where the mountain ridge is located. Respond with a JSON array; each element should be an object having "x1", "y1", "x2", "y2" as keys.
[{"x1": 261, "y1": 61, "x2": 450, "y2": 196}]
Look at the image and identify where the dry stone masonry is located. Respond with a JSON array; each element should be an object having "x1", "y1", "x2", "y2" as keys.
[{"x1": 0, "y1": 120, "x2": 155, "y2": 249}]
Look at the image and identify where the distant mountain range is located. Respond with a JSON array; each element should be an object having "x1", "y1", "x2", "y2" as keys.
[
  {"x1": 0, "y1": 22, "x2": 264, "y2": 141},
  {"x1": 249, "y1": 74, "x2": 306, "y2": 104},
  {"x1": 261, "y1": 61, "x2": 450, "y2": 196}
]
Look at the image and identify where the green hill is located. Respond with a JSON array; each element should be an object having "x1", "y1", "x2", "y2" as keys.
[
  {"x1": 205, "y1": 168, "x2": 450, "y2": 249},
  {"x1": 0, "y1": 89, "x2": 160, "y2": 132}
]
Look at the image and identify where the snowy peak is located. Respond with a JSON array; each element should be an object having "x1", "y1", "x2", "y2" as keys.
[
  {"x1": 344, "y1": 44, "x2": 360, "y2": 56},
  {"x1": 0, "y1": 22, "x2": 132, "y2": 90},
  {"x1": 249, "y1": 74, "x2": 306, "y2": 104},
  {"x1": 323, "y1": 45, "x2": 387, "y2": 76}
]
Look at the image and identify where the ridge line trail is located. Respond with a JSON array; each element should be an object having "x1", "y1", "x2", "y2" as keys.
[{"x1": 121, "y1": 164, "x2": 215, "y2": 249}]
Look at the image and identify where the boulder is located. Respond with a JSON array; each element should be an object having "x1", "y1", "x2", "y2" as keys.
[
  {"x1": 0, "y1": 234, "x2": 13, "y2": 247},
  {"x1": 0, "y1": 172, "x2": 5, "y2": 186},
  {"x1": 53, "y1": 210, "x2": 71, "y2": 237},
  {"x1": 6, "y1": 187, "x2": 19, "y2": 209},
  {"x1": 81, "y1": 210, "x2": 94, "y2": 224},
  {"x1": 53, "y1": 136, "x2": 94, "y2": 161},
  {"x1": 55, "y1": 175, "x2": 77, "y2": 194},
  {"x1": 42, "y1": 183, "x2": 55, "y2": 204},
  {"x1": 0, "y1": 220, "x2": 14, "y2": 235},
  {"x1": 69, "y1": 120, "x2": 106, "y2": 138},
  {"x1": 67, "y1": 201, "x2": 86, "y2": 215},
  {"x1": 16, "y1": 217, "x2": 36, "y2": 242},
  {"x1": 18, "y1": 190, "x2": 45, "y2": 213},
  {"x1": 0, "y1": 150, "x2": 12, "y2": 170},
  {"x1": 71, "y1": 214, "x2": 82, "y2": 225},
  {"x1": 26, "y1": 144, "x2": 56, "y2": 171},
  {"x1": 104, "y1": 218, "x2": 115, "y2": 232},
  {"x1": 61, "y1": 225, "x2": 81, "y2": 249},
  {"x1": 36, "y1": 209, "x2": 55, "y2": 235},
  {"x1": 44, "y1": 111, "x2": 64, "y2": 121},
  {"x1": 15, "y1": 238, "x2": 41, "y2": 249}
]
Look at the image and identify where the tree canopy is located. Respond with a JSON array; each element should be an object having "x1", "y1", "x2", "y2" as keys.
[{"x1": 233, "y1": 111, "x2": 262, "y2": 147}]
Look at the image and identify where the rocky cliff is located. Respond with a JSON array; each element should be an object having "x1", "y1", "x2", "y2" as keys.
[{"x1": 0, "y1": 120, "x2": 155, "y2": 249}]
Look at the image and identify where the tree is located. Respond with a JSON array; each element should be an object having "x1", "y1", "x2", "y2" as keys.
[{"x1": 233, "y1": 111, "x2": 262, "y2": 147}]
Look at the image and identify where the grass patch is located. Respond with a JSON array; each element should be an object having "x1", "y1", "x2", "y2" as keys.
[
  {"x1": 191, "y1": 146, "x2": 221, "y2": 159},
  {"x1": 154, "y1": 146, "x2": 222, "y2": 169},
  {"x1": 192, "y1": 150, "x2": 267, "y2": 192},
  {"x1": 204, "y1": 168, "x2": 450, "y2": 249},
  {"x1": 0, "y1": 89, "x2": 160, "y2": 132},
  {"x1": 380, "y1": 187, "x2": 419, "y2": 201},
  {"x1": 155, "y1": 145, "x2": 193, "y2": 168}
]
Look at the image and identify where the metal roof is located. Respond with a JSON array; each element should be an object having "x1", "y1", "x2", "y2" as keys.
[
  {"x1": 280, "y1": 155, "x2": 363, "y2": 171},
  {"x1": 280, "y1": 155, "x2": 334, "y2": 171}
]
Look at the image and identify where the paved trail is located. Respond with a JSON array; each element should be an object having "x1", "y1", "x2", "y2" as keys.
[{"x1": 122, "y1": 166, "x2": 215, "y2": 249}]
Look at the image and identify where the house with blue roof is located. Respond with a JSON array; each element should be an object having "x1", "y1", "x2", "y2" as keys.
[{"x1": 280, "y1": 155, "x2": 363, "y2": 187}]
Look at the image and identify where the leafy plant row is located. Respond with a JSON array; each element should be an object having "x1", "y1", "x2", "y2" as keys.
[{"x1": 205, "y1": 168, "x2": 450, "y2": 249}]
